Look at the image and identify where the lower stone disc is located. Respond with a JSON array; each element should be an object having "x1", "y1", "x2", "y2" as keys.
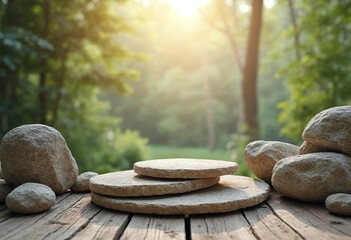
[
  {"x1": 91, "y1": 175, "x2": 270, "y2": 215},
  {"x1": 89, "y1": 170, "x2": 220, "y2": 197}
]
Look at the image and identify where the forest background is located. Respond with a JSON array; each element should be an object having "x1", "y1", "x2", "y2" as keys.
[{"x1": 0, "y1": 0, "x2": 350, "y2": 176}]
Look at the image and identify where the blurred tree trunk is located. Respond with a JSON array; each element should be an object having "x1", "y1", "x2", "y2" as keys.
[
  {"x1": 0, "y1": 0, "x2": 17, "y2": 132},
  {"x1": 288, "y1": 0, "x2": 301, "y2": 60},
  {"x1": 242, "y1": 0, "x2": 263, "y2": 141},
  {"x1": 51, "y1": 50, "x2": 68, "y2": 125},
  {"x1": 201, "y1": 0, "x2": 263, "y2": 142},
  {"x1": 201, "y1": 49, "x2": 217, "y2": 151},
  {"x1": 38, "y1": 0, "x2": 50, "y2": 124}
]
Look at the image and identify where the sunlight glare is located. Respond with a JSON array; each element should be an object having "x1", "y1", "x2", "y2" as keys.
[
  {"x1": 165, "y1": 0, "x2": 210, "y2": 17},
  {"x1": 264, "y1": 0, "x2": 276, "y2": 9}
]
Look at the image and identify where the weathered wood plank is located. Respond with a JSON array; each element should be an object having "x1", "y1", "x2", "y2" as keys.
[
  {"x1": 23, "y1": 194, "x2": 101, "y2": 240},
  {"x1": 0, "y1": 193, "x2": 86, "y2": 239},
  {"x1": 242, "y1": 203, "x2": 303, "y2": 240},
  {"x1": 71, "y1": 209, "x2": 130, "y2": 240},
  {"x1": 267, "y1": 191, "x2": 351, "y2": 240},
  {"x1": 120, "y1": 214, "x2": 186, "y2": 240},
  {"x1": 191, "y1": 211, "x2": 257, "y2": 240},
  {"x1": 299, "y1": 200, "x2": 351, "y2": 236}
]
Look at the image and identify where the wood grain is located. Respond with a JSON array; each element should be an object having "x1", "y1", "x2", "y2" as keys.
[
  {"x1": 120, "y1": 214, "x2": 185, "y2": 240},
  {"x1": 71, "y1": 209, "x2": 130, "y2": 240},
  {"x1": 243, "y1": 203, "x2": 302, "y2": 240},
  {"x1": 267, "y1": 191, "x2": 351, "y2": 240},
  {"x1": 191, "y1": 212, "x2": 257, "y2": 240}
]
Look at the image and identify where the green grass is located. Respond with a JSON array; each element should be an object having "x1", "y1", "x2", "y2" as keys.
[{"x1": 146, "y1": 144, "x2": 254, "y2": 177}]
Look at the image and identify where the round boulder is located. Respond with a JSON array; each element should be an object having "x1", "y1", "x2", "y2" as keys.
[
  {"x1": 244, "y1": 141, "x2": 299, "y2": 183},
  {"x1": 0, "y1": 124, "x2": 78, "y2": 194},
  {"x1": 272, "y1": 152, "x2": 351, "y2": 201},
  {"x1": 71, "y1": 172, "x2": 99, "y2": 193},
  {"x1": 325, "y1": 193, "x2": 351, "y2": 216},
  {"x1": 0, "y1": 179, "x2": 13, "y2": 203},
  {"x1": 6, "y1": 182, "x2": 56, "y2": 214},
  {"x1": 301, "y1": 105, "x2": 351, "y2": 156}
]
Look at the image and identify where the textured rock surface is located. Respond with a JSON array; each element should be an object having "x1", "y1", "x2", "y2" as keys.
[
  {"x1": 91, "y1": 175, "x2": 270, "y2": 215},
  {"x1": 299, "y1": 141, "x2": 329, "y2": 154},
  {"x1": 71, "y1": 172, "x2": 98, "y2": 192},
  {"x1": 0, "y1": 124, "x2": 78, "y2": 194},
  {"x1": 301, "y1": 105, "x2": 351, "y2": 156},
  {"x1": 6, "y1": 182, "x2": 56, "y2": 214},
  {"x1": 272, "y1": 152, "x2": 351, "y2": 201},
  {"x1": 325, "y1": 193, "x2": 351, "y2": 216},
  {"x1": 244, "y1": 140, "x2": 299, "y2": 183},
  {"x1": 133, "y1": 159, "x2": 238, "y2": 179},
  {"x1": 0, "y1": 164, "x2": 2, "y2": 179},
  {"x1": 0, "y1": 179, "x2": 12, "y2": 203},
  {"x1": 90, "y1": 170, "x2": 220, "y2": 197}
]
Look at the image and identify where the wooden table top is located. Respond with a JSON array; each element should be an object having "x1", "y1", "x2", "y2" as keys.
[{"x1": 0, "y1": 190, "x2": 350, "y2": 240}]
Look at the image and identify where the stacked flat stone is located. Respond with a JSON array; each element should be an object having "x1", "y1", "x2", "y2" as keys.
[
  {"x1": 0, "y1": 124, "x2": 80, "y2": 214},
  {"x1": 90, "y1": 158, "x2": 270, "y2": 215},
  {"x1": 244, "y1": 105, "x2": 351, "y2": 216}
]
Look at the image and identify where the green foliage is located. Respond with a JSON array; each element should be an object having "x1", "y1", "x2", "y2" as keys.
[
  {"x1": 278, "y1": 0, "x2": 351, "y2": 142},
  {"x1": 115, "y1": 130, "x2": 149, "y2": 171},
  {"x1": 0, "y1": 0, "x2": 148, "y2": 173}
]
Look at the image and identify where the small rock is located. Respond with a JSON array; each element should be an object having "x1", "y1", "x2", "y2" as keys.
[
  {"x1": 244, "y1": 141, "x2": 299, "y2": 183},
  {"x1": 0, "y1": 179, "x2": 13, "y2": 203},
  {"x1": 71, "y1": 172, "x2": 99, "y2": 192},
  {"x1": 6, "y1": 182, "x2": 56, "y2": 214},
  {"x1": 302, "y1": 105, "x2": 351, "y2": 156},
  {"x1": 0, "y1": 124, "x2": 78, "y2": 194},
  {"x1": 271, "y1": 152, "x2": 351, "y2": 201},
  {"x1": 325, "y1": 193, "x2": 351, "y2": 216}
]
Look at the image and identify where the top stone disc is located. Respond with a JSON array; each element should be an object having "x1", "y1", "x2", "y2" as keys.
[{"x1": 133, "y1": 158, "x2": 238, "y2": 179}]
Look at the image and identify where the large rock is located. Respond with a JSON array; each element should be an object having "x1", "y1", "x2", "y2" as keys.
[
  {"x1": 244, "y1": 141, "x2": 299, "y2": 183},
  {"x1": 0, "y1": 124, "x2": 78, "y2": 194},
  {"x1": 0, "y1": 164, "x2": 3, "y2": 179},
  {"x1": 71, "y1": 172, "x2": 99, "y2": 193},
  {"x1": 0, "y1": 179, "x2": 13, "y2": 203},
  {"x1": 301, "y1": 106, "x2": 351, "y2": 156},
  {"x1": 6, "y1": 182, "x2": 56, "y2": 214},
  {"x1": 272, "y1": 152, "x2": 351, "y2": 201},
  {"x1": 325, "y1": 193, "x2": 351, "y2": 216}
]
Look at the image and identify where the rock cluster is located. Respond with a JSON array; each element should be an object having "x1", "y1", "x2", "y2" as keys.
[
  {"x1": 0, "y1": 124, "x2": 83, "y2": 214},
  {"x1": 245, "y1": 105, "x2": 351, "y2": 216},
  {"x1": 90, "y1": 158, "x2": 270, "y2": 215}
]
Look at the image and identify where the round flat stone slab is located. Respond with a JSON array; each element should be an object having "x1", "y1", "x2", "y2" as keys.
[
  {"x1": 91, "y1": 175, "x2": 270, "y2": 215},
  {"x1": 89, "y1": 170, "x2": 220, "y2": 197},
  {"x1": 133, "y1": 158, "x2": 238, "y2": 179}
]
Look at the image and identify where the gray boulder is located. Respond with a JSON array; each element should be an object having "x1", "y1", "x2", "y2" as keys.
[
  {"x1": 71, "y1": 172, "x2": 98, "y2": 192},
  {"x1": 0, "y1": 179, "x2": 13, "y2": 203},
  {"x1": 325, "y1": 193, "x2": 351, "y2": 216},
  {"x1": 0, "y1": 124, "x2": 78, "y2": 194},
  {"x1": 6, "y1": 182, "x2": 56, "y2": 214},
  {"x1": 272, "y1": 152, "x2": 351, "y2": 201},
  {"x1": 301, "y1": 105, "x2": 351, "y2": 156},
  {"x1": 244, "y1": 140, "x2": 299, "y2": 183}
]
